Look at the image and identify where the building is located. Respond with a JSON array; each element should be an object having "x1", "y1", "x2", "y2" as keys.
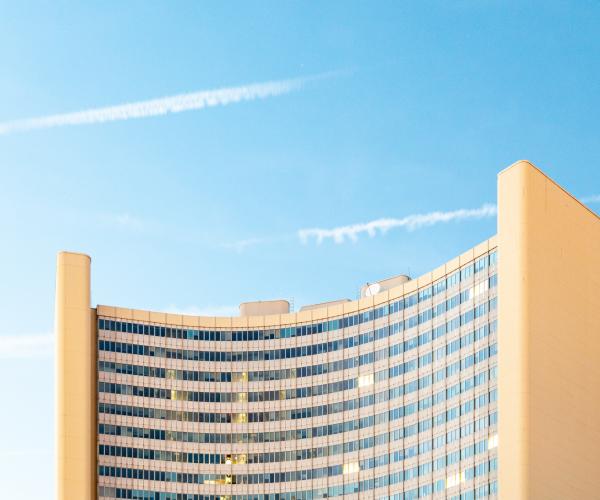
[{"x1": 56, "y1": 161, "x2": 600, "y2": 500}]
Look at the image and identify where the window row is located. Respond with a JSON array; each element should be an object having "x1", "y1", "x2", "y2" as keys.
[
  {"x1": 98, "y1": 297, "x2": 497, "y2": 364},
  {"x1": 98, "y1": 355, "x2": 497, "y2": 440},
  {"x1": 99, "y1": 321, "x2": 494, "y2": 385},
  {"x1": 99, "y1": 389, "x2": 497, "y2": 445},
  {"x1": 99, "y1": 352, "x2": 495, "y2": 428},
  {"x1": 98, "y1": 264, "x2": 496, "y2": 343},
  {"x1": 99, "y1": 435, "x2": 494, "y2": 486},
  {"x1": 99, "y1": 462, "x2": 496, "y2": 500},
  {"x1": 99, "y1": 341, "x2": 496, "y2": 405},
  {"x1": 99, "y1": 403, "x2": 496, "y2": 467}
]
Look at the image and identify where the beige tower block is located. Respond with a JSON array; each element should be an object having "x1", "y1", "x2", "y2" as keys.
[
  {"x1": 498, "y1": 161, "x2": 600, "y2": 499},
  {"x1": 56, "y1": 252, "x2": 96, "y2": 500},
  {"x1": 54, "y1": 159, "x2": 600, "y2": 499}
]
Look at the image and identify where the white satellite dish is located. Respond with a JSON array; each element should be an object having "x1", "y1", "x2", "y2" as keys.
[{"x1": 365, "y1": 283, "x2": 381, "y2": 297}]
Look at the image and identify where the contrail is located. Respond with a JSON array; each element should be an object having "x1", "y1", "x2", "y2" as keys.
[
  {"x1": 0, "y1": 333, "x2": 54, "y2": 359},
  {"x1": 298, "y1": 204, "x2": 498, "y2": 244},
  {"x1": 0, "y1": 75, "x2": 319, "y2": 135}
]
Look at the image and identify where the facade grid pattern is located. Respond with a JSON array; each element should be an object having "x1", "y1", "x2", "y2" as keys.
[{"x1": 96, "y1": 248, "x2": 498, "y2": 499}]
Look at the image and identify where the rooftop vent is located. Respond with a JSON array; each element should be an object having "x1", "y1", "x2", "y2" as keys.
[{"x1": 360, "y1": 274, "x2": 411, "y2": 298}]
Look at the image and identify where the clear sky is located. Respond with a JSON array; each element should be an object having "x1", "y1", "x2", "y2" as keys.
[{"x1": 1, "y1": 1, "x2": 599, "y2": 498}]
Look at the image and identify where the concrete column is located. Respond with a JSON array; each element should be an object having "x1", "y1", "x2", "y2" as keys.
[
  {"x1": 498, "y1": 161, "x2": 600, "y2": 498},
  {"x1": 56, "y1": 251, "x2": 96, "y2": 500}
]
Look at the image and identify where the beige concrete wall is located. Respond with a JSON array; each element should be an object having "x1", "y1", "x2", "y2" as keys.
[
  {"x1": 239, "y1": 299, "x2": 290, "y2": 317},
  {"x1": 498, "y1": 161, "x2": 600, "y2": 498},
  {"x1": 56, "y1": 252, "x2": 96, "y2": 500}
]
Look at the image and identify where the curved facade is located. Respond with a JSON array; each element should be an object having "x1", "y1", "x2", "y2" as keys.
[
  {"x1": 94, "y1": 240, "x2": 499, "y2": 500},
  {"x1": 96, "y1": 240, "x2": 498, "y2": 500},
  {"x1": 56, "y1": 161, "x2": 600, "y2": 500}
]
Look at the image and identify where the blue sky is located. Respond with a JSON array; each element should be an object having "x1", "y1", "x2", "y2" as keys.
[{"x1": 1, "y1": 1, "x2": 599, "y2": 498}]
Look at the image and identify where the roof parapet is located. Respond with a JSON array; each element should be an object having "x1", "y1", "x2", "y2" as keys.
[{"x1": 299, "y1": 299, "x2": 351, "y2": 312}]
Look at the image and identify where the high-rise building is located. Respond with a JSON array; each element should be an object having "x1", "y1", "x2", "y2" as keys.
[{"x1": 56, "y1": 161, "x2": 600, "y2": 500}]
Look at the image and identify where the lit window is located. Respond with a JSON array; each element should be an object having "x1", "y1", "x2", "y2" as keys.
[
  {"x1": 474, "y1": 280, "x2": 488, "y2": 296},
  {"x1": 232, "y1": 413, "x2": 248, "y2": 424},
  {"x1": 343, "y1": 462, "x2": 360, "y2": 474},
  {"x1": 232, "y1": 372, "x2": 248, "y2": 382},
  {"x1": 358, "y1": 374, "x2": 374, "y2": 388},
  {"x1": 446, "y1": 471, "x2": 465, "y2": 488},
  {"x1": 488, "y1": 433, "x2": 498, "y2": 450}
]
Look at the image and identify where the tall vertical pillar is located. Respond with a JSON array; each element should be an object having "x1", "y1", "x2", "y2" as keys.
[
  {"x1": 56, "y1": 251, "x2": 96, "y2": 500},
  {"x1": 498, "y1": 161, "x2": 600, "y2": 498}
]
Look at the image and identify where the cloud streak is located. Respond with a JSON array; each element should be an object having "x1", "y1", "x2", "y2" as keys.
[
  {"x1": 99, "y1": 212, "x2": 151, "y2": 232},
  {"x1": 0, "y1": 449, "x2": 52, "y2": 459},
  {"x1": 0, "y1": 74, "x2": 321, "y2": 135},
  {"x1": 0, "y1": 333, "x2": 54, "y2": 359},
  {"x1": 581, "y1": 194, "x2": 600, "y2": 204},
  {"x1": 298, "y1": 204, "x2": 497, "y2": 244}
]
